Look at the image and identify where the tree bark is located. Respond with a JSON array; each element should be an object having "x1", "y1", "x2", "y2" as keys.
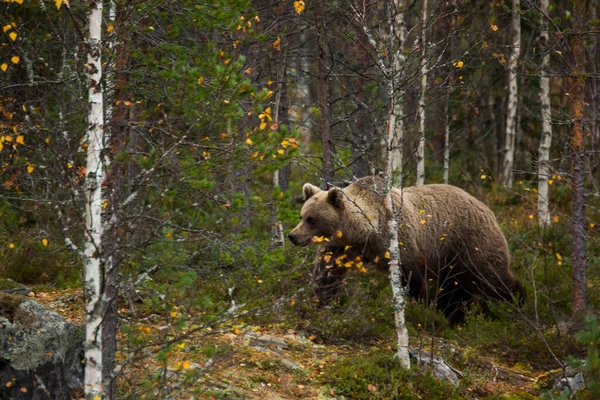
[
  {"x1": 83, "y1": 0, "x2": 105, "y2": 397},
  {"x1": 570, "y1": 0, "x2": 587, "y2": 314},
  {"x1": 416, "y1": 0, "x2": 429, "y2": 186},
  {"x1": 501, "y1": 0, "x2": 520, "y2": 188},
  {"x1": 537, "y1": 0, "x2": 552, "y2": 228},
  {"x1": 386, "y1": 0, "x2": 410, "y2": 368},
  {"x1": 316, "y1": 0, "x2": 334, "y2": 188},
  {"x1": 390, "y1": 1, "x2": 407, "y2": 188},
  {"x1": 102, "y1": 3, "x2": 130, "y2": 397},
  {"x1": 443, "y1": 93, "x2": 451, "y2": 184}
]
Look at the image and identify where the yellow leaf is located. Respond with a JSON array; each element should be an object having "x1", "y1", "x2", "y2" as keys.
[
  {"x1": 197, "y1": 76, "x2": 204, "y2": 85},
  {"x1": 245, "y1": 138, "x2": 253, "y2": 145},
  {"x1": 553, "y1": 216, "x2": 559, "y2": 223},
  {"x1": 293, "y1": 0, "x2": 305, "y2": 14},
  {"x1": 67, "y1": 162, "x2": 72, "y2": 168},
  {"x1": 93, "y1": 397, "x2": 101, "y2": 400},
  {"x1": 556, "y1": 253, "x2": 562, "y2": 261},
  {"x1": 166, "y1": 232, "x2": 173, "y2": 238},
  {"x1": 4, "y1": 136, "x2": 12, "y2": 142},
  {"x1": 235, "y1": 328, "x2": 241, "y2": 335},
  {"x1": 107, "y1": 24, "x2": 114, "y2": 33},
  {"x1": 27, "y1": 164, "x2": 34, "y2": 174},
  {"x1": 55, "y1": 0, "x2": 62, "y2": 10},
  {"x1": 45, "y1": 137, "x2": 50, "y2": 144},
  {"x1": 170, "y1": 310, "x2": 177, "y2": 317},
  {"x1": 182, "y1": 360, "x2": 191, "y2": 369},
  {"x1": 15, "y1": 0, "x2": 24, "y2": 4},
  {"x1": 258, "y1": 107, "x2": 272, "y2": 121},
  {"x1": 11, "y1": 56, "x2": 20, "y2": 64},
  {"x1": 223, "y1": 58, "x2": 230, "y2": 66},
  {"x1": 336, "y1": 230, "x2": 343, "y2": 238},
  {"x1": 272, "y1": 37, "x2": 281, "y2": 51},
  {"x1": 16, "y1": 135, "x2": 24, "y2": 145},
  {"x1": 9, "y1": 32, "x2": 17, "y2": 41},
  {"x1": 529, "y1": 214, "x2": 534, "y2": 219},
  {"x1": 9, "y1": 243, "x2": 15, "y2": 249},
  {"x1": 2, "y1": 24, "x2": 12, "y2": 33},
  {"x1": 481, "y1": 174, "x2": 486, "y2": 180},
  {"x1": 42, "y1": 238, "x2": 48, "y2": 246},
  {"x1": 277, "y1": 149, "x2": 284, "y2": 155},
  {"x1": 548, "y1": 179, "x2": 553, "y2": 185},
  {"x1": 418, "y1": 209, "x2": 425, "y2": 215},
  {"x1": 259, "y1": 122, "x2": 267, "y2": 130},
  {"x1": 1, "y1": 64, "x2": 7, "y2": 73},
  {"x1": 124, "y1": 101, "x2": 132, "y2": 106},
  {"x1": 251, "y1": 151, "x2": 258, "y2": 158},
  {"x1": 103, "y1": 199, "x2": 109, "y2": 209},
  {"x1": 384, "y1": 251, "x2": 390, "y2": 259}
]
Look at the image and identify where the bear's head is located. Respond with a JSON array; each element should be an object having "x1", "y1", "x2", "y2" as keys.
[{"x1": 288, "y1": 183, "x2": 345, "y2": 246}]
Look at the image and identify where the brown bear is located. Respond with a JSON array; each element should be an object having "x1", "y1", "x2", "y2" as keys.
[{"x1": 288, "y1": 175, "x2": 526, "y2": 324}]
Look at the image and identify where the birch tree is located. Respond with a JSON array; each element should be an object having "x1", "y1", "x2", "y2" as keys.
[
  {"x1": 83, "y1": 0, "x2": 106, "y2": 397},
  {"x1": 416, "y1": 0, "x2": 429, "y2": 186},
  {"x1": 537, "y1": 0, "x2": 552, "y2": 228},
  {"x1": 390, "y1": 2, "x2": 406, "y2": 188},
  {"x1": 501, "y1": 0, "x2": 520, "y2": 188},
  {"x1": 353, "y1": 0, "x2": 410, "y2": 368}
]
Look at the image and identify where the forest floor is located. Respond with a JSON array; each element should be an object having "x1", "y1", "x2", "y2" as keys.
[{"x1": 32, "y1": 287, "x2": 556, "y2": 399}]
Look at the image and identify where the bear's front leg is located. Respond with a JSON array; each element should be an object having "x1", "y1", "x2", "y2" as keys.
[{"x1": 312, "y1": 246, "x2": 350, "y2": 305}]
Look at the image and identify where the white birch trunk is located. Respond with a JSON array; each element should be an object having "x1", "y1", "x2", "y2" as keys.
[
  {"x1": 416, "y1": 0, "x2": 429, "y2": 186},
  {"x1": 353, "y1": 0, "x2": 409, "y2": 368},
  {"x1": 386, "y1": 0, "x2": 410, "y2": 368},
  {"x1": 443, "y1": 93, "x2": 450, "y2": 184},
  {"x1": 537, "y1": 0, "x2": 552, "y2": 228},
  {"x1": 84, "y1": 1, "x2": 105, "y2": 398},
  {"x1": 390, "y1": 0, "x2": 406, "y2": 187},
  {"x1": 501, "y1": 0, "x2": 520, "y2": 188}
]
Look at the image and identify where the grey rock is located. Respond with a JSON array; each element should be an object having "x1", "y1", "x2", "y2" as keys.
[{"x1": 0, "y1": 293, "x2": 84, "y2": 399}]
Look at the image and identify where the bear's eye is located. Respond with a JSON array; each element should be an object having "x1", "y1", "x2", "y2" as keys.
[{"x1": 305, "y1": 217, "x2": 315, "y2": 226}]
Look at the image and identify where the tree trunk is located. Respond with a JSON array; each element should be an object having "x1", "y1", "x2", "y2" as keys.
[
  {"x1": 416, "y1": 0, "x2": 429, "y2": 186},
  {"x1": 83, "y1": 0, "x2": 105, "y2": 397},
  {"x1": 570, "y1": 0, "x2": 587, "y2": 314},
  {"x1": 386, "y1": 0, "x2": 410, "y2": 368},
  {"x1": 390, "y1": 1, "x2": 407, "y2": 188},
  {"x1": 537, "y1": 0, "x2": 552, "y2": 228},
  {"x1": 102, "y1": 3, "x2": 130, "y2": 397},
  {"x1": 443, "y1": 93, "x2": 451, "y2": 184},
  {"x1": 316, "y1": 0, "x2": 334, "y2": 188},
  {"x1": 273, "y1": 46, "x2": 288, "y2": 247},
  {"x1": 501, "y1": 0, "x2": 520, "y2": 188}
]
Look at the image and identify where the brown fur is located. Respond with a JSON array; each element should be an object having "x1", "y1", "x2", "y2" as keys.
[{"x1": 288, "y1": 176, "x2": 526, "y2": 324}]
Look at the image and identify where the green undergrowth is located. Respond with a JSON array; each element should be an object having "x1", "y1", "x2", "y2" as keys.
[{"x1": 324, "y1": 347, "x2": 465, "y2": 399}]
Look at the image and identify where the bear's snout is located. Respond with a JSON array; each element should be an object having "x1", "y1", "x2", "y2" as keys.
[{"x1": 288, "y1": 233, "x2": 299, "y2": 246}]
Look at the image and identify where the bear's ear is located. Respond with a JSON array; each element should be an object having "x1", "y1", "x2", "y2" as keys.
[
  {"x1": 327, "y1": 188, "x2": 345, "y2": 209},
  {"x1": 302, "y1": 183, "x2": 321, "y2": 201}
]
